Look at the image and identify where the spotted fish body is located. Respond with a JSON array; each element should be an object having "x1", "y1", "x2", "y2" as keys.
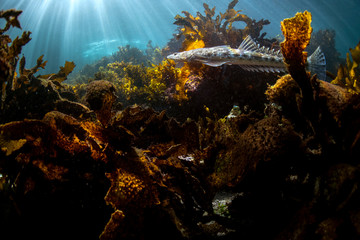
[{"x1": 167, "y1": 35, "x2": 326, "y2": 79}]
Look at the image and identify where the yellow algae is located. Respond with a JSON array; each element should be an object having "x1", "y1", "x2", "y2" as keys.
[
  {"x1": 332, "y1": 42, "x2": 360, "y2": 94},
  {"x1": 280, "y1": 11, "x2": 312, "y2": 66}
]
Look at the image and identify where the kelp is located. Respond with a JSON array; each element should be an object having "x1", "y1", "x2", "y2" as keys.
[
  {"x1": 1, "y1": 8, "x2": 78, "y2": 125},
  {"x1": 0, "y1": 9, "x2": 22, "y2": 34},
  {"x1": 173, "y1": 0, "x2": 270, "y2": 50},
  {"x1": 161, "y1": 0, "x2": 271, "y2": 104},
  {"x1": 70, "y1": 0, "x2": 273, "y2": 112},
  {"x1": 14, "y1": 55, "x2": 48, "y2": 89},
  {"x1": 331, "y1": 42, "x2": 360, "y2": 94},
  {"x1": 1, "y1": 5, "x2": 360, "y2": 239},
  {"x1": 0, "y1": 9, "x2": 31, "y2": 104},
  {"x1": 39, "y1": 61, "x2": 76, "y2": 83}
]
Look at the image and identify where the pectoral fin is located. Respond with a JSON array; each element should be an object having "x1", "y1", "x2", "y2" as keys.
[{"x1": 199, "y1": 60, "x2": 228, "y2": 67}]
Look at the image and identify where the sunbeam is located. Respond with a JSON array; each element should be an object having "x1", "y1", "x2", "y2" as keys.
[{"x1": 1, "y1": 0, "x2": 359, "y2": 73}]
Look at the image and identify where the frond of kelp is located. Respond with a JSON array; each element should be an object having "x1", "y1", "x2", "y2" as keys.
[
  {"x1": 173, "y1": 0, "x2": 270, "y2": 51},
  {"x1": 0, "y1": 9, "x2": 31, "y2": 104},
  {"x1": 39, "y1": 61, "x2": 76, "y2": 83},
  {"x1": 14, "y1": 55, "x2": 48, "y2": 89},
  {"x1": 331, "y1": 42, "x2": 360, "y2": 94},
  {"x1": 0, "y1": 9, "x2": 23, "y2": 34}
]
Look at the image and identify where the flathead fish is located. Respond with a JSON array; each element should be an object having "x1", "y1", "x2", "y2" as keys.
[{"x1": 167, "y1": 35, "x2": 326, "y2": 80}]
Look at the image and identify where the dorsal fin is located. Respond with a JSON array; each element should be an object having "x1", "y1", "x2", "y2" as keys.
[
  {"x1": 239, "y1": 35, "x2": 283, "y2": 58},
  {"x1": 238, "y1": 35, "x2": 259, "y2": 51}
]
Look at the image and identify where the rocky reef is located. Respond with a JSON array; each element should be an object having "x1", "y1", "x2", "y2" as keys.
[
  {"x1": 1, "y1": 3, "x2": 360, "y2": 240},
  {"x1": 69, "y1": 0, "x2": 277, "y2": 121}
]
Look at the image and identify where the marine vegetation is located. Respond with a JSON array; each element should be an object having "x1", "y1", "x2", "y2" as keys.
[
  {"x1": 112, "y1": 43, "x2": 162, "y2": 66},
  {"x1": 1, "y1": 3, "x2": 360, "y2": 240},
  {"x1": 0, "y1": 9, "x2": 31, "y2": 104},
  {"x1": 69, "y1": 1, "x2": 275, "y2": 119},
  {"x1": 67, "y1": 43, "x2": 162, "y2": 85},
  {"x1": 93, "y1": 60, "x2": 176, "y2": 106},
  {"x1": 170, "y1": 0, "x2": 270, "y2": 52},
  {"x1": 331, "y1": 41, "x2": 360, "y2": 94},
  {"x1": 0, "y1": 9, "x2": 77, "y2": 123},
  {"x1": 38, "y1": 60, "x2": 75, "y2": 83}
]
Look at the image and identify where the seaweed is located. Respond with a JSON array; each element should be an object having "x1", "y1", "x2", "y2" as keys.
[
  {"x1": 279, "y1": 11, "x2": 323, "y2": 135},
  {"x1": 112, "y1": 45, "x2": 151, "y2": 66},
  {"x1": 39, "y1": 61, "x2": 76, "y2": 83},
  {"x1": 331, "y1": 41, "x2": 360, "y2": 94},
  {"x1": 280, "y1": 11, "x2": 312, "y2": 69},
  {"x1": 69, "y1": 43, "x2": 164, "y2": 85},
  {"x1": 93, "y1": 60, "x2": 181, "y2": 107},
  {"x1": 0, "y1": 9, "x2": 31, "y2": 104},
  {"x1": 172, "y1": 0, "x2": 270, "y2": 51},
  {"x1": 2, "y1": 5, "x2": 360, "y2": 240},
  {"x1": 14, "y1": 55, "x2": 48, "y2": 89}
]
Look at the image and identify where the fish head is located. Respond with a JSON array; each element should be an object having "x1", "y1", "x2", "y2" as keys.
[{"x1": 167, "y1": 52, "x2": 187, "y2": 62}]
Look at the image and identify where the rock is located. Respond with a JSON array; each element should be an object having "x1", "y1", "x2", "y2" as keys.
[
  {"x1": 85, "y1": 80, "x2": 116, "y2": 126},
  {"x1": 314, "y1": 163, "x2": 359, "y2": 212}
]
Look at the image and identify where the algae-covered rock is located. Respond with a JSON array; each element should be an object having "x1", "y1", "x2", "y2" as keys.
[{"x1": 85, "y1": 80, "x2": 116, "y2": 126}]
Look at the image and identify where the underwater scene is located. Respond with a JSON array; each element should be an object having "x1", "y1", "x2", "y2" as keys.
[{"x1": 1, "y1": 0, "x2": 360, "y2": 239}]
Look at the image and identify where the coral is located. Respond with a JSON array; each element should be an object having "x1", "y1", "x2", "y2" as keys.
[{"x1": 331, "y1": 41, "x2": 360, "y2": 94}]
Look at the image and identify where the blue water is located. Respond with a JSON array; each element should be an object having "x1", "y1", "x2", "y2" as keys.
[{"x1": 1, "y1": 0, "x2": 359, "y2": 74}]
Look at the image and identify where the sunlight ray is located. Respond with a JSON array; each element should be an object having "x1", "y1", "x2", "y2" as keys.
[{"x1": 1, "y1": 0, "x2": 359, "y2": 73}]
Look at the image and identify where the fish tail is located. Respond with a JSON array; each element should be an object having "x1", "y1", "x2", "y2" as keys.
[{"x1": 307, "y1": 46, "x2": 326, "y2": 80}]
